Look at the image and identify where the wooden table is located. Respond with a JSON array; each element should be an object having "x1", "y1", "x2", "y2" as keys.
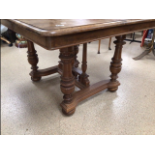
[{"x1": 2, "y1": 19, "x2": 155, "y2": 115}]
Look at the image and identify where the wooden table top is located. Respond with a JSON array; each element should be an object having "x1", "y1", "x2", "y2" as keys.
[
  {"x1": 2, "y1": 19, "x2": 155, "y2": 50},
  {"x1": 2, "y1": 19, "x2": 155, "y2": 36}
]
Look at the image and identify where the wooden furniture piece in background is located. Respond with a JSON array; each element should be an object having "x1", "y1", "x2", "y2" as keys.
[
  {"x1": 97, "y1": 39, "x2": 101, "y2": 54},
  {"x1": 108, "y1": 37, "x2": 112, "y2": 50},
  {"x1": 1, "y1": 36, "x2": 11, "y2": 45},
  {"x1": 133, "y1": 29, "x2": 155, "y2": 60},
  {"x1": 97, "y1": 37, "x2": 112, "y2": 54},
  {"x1": 2, "y1": 19, "x2": 155, "y2": 116}
]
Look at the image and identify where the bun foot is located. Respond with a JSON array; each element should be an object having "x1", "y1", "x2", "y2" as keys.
[
  {"x1": 62, "y1": 108, "x2": 75, "y2": 116},
  {"x1": 108, "y1": 87, "x2": 118, "y2": 92},
  {"x1": 31, "y1": 76, "x2": 41, "y2": 82}
]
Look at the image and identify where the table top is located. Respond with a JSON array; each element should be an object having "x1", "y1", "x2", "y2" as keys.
[
  {"x1": 2, "y1": 19, "x2": 155, "y2": 50},
  {"x1": 2, "y1": 19, "x2": 155, "y2": 36}
]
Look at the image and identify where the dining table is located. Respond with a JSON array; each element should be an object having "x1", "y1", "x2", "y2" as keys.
[{"x1": 1, "y1": 19, "x2": 155, "y2": 115}]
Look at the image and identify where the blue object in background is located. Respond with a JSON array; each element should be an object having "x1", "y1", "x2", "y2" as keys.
[{"x1": 146, "y1": 29, "x2": 153, "y2": 38}]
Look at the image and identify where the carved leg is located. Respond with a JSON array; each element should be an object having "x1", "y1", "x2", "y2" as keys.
[
  {"x1": 27, "y1": 40, "x2": 41, "y2": 82},
  {"x1": 59, "y1": 46, "x2": 76, "y2": 115},
  {"x1": 108, "y1": 35, "x2": 126, "y2": 92},
  {"x1": 58, "y1": 45, "x2": 79, "y2": 78},
  {"x1": 79, "y1": 43, "x2": 90, "y2": 86}
]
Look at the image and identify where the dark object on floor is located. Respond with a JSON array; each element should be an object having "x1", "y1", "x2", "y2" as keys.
[
  {"x1": 153, "y1": 42, "x2": 155, "y2": 56},
  {"x1": 7, "y1": 29, "x2": 16, "y2": 43},
  {"x1": 125, "y1": 32, "x2": 141, "y2": 44},
  {"x1": 2, "y1": 29, "x2": 16, "y2": 45},
  {"x1": 1, "y1": 25, "x2": 14, "y2": 46}
]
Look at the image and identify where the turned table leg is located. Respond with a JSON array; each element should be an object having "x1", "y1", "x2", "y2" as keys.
[
  {"x1": 79, "y1": 43, "x2": 90, "y2": 86},
  {"x1": 72, "y1": 45, "x2": 80, "y2": 79},
  {"x1": 59, "y1": 46, "x2": 76, "y2": 115},
  {"x1": 108, "y1": 35, "x2": 126, "y2": 92},
  {"x1": 27, "y1": 40, "x2": 41, "y2": 82}
]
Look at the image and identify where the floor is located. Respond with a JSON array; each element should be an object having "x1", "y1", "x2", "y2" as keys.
[{"x1": 1, "y1": 35, "x2": 155, "y2": 135}]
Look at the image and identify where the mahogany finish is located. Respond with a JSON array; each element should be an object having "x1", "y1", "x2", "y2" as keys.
[
  {"x1": 2, "y1": 19, "x2": 155, "y2": 50},
  {"x1": 108, "y1": 35, "x2": 126, "y2": 92},
  {"x1": 79, "y1": 43, "x2": 90, "y2": 86},
  {"x1": 61, "y1": 80, "x2": 120, "y2": 114},
  {"x1": 59, "y1": 47, "x2": 75, "y2": 114},
  {"x1": 2, "y1": 19, "x2": 155, "y2": 116},
  {"x1": 72, "y1": 45, "x2": 79, "y2": 79},
  {"x1": 27, "y1": 40, "x2": 41, "y2": 82}
]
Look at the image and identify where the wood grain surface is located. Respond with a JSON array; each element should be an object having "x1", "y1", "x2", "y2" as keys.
[
  {"x1": 2, "y1": 19, "x2": 155, "y2": 36},
  {"x1": 2, "y1": 19, "x2": 155, "y2": 50}
]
